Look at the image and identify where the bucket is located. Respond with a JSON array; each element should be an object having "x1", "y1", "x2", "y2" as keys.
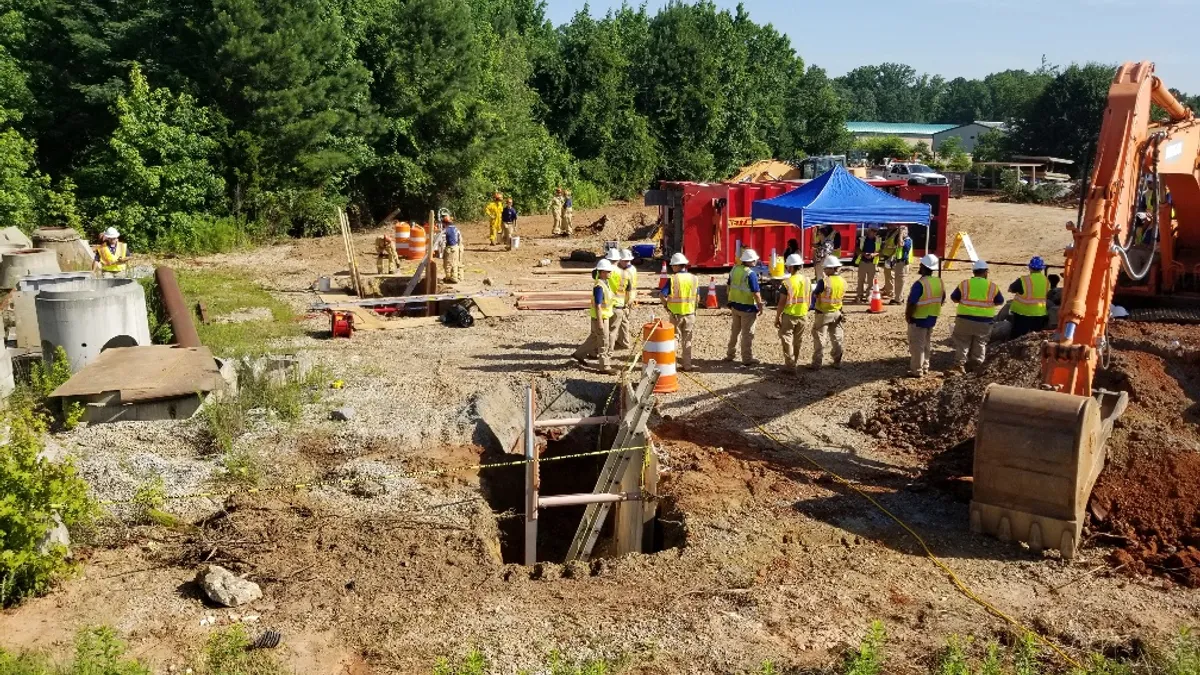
[
  {"x1": 631, "y1": 244, "x2": 656, "y2": 259},
  {"x1": 511, "y1": 236, "x2": 520, "y2": 250}
]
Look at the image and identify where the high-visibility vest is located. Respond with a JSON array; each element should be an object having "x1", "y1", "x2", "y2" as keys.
[
  {"x1": 881, "y1": 230, "x2": 912, "y2": 263},
  {"x1": 955, "y1": 277, "x2": 1000, "y2": 319},
  {"x1": 1011, "y1": 272, "x2": 1048, "y2": 317},
  {"x1": 625, "y1": 267, "x2": 638, "y2": 304},
  {"x1": 667, "y1": 273, "x2": 698, "y2": 315},
  {"x1": 728, "y1": 265, "x2": 755, "y2": 305},
  {"x1": 782, "y1": 274, "x2": 810, "y2": 317},
  {"x1": 589, "y1": 279, "x2": 614, "y2": 320},
  {"x1": 608, "y1": 266, "x2": 631, "y2": 308},
  {"x1": 853, "y1": 234, "x2": 878, "y2": 265},
  {"x1": 815, "y1": 275, "x2": 845, "y2": 313},
  {"x1": 911, "y1": 276, "x2": 944, "y2": 320},
  {"x1": 97, "y1": 242, "x2": 127, "y2": 273}
]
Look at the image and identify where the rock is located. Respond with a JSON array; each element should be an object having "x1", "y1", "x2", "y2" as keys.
[
  {"x1": 482, "y1": 277, "x2": 494, "y2": 286},
  {"x1": 196, "y1": 564, "x2": 262, "y2": 607},
  {"x1": 37, "y1": 514, "x2": 70, "y2": 555},
  {"x1": 848, "y1": 411, "x2": 866, "y2": 430},
  {"x1": 330, "y1": 407, "x2": 355, "y2": 422}
]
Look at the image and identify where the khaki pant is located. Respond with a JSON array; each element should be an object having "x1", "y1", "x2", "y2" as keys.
[
  {"x1": 778, "y1": 313, "x2": 807, "y2": 369},
  {"x1": 671, "y1": 313, "x2": 695, "y2": 369},
  {"x1": 882, "y1": 262, "x2": 906, "y2": 302},
  {"x1": 574, "y1": 316, "x2": 612, "y2": 370},
  {"x1": 442, "y1": 244, "x2": 463, "y2": 283},
  {"x1": 952, "y1": 318, "x2": 992, "y2": 371},
  {"x1": 907, "y1": 323, "x2": 934, "y2": 375},
  {"x1": 376, "y1": 248, "x2": 400, "y2": 275},
  {"x1": 811, "y1": 311, "x2": 844, "y2": 367},
  {"x1": 814, "y1": 262, "x2": 826, "y2": 283},
  {"x1": 503, "y1": 221, "x2": 516, "y2": 250},
  {"x1": 552, "y1": 210, "x2": 563, "y2": 235},
  {"x1": 856, "y1": 261, "x2": 877, "y2": 302},
  {"x1": 726, "y1": 308, "x2": 758, "y2": 363},
  {"x1": 610, "y1": 306, "x2": 631, "y2": 351},
  {"x1": 563, "y1": 208, "x2": 574, "y2": 235}
]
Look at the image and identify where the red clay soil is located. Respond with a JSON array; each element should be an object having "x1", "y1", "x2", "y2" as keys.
[{"x1": 873, "y1": 322, "x2": 1200, "y2": 586}]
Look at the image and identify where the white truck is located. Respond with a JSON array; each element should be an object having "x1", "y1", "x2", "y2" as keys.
[{"x1": 885, "y1": 162, "x2": 949, "y2": 186}]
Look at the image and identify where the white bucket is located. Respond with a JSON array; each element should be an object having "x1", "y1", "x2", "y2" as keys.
[{"x1": 511, "y1": 236, "x2": 520, "y2": 250}]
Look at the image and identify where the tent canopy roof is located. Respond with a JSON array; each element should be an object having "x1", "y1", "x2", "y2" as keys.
[{"x1": 750, "y1": 165, "x2": 931, "y2": 228}]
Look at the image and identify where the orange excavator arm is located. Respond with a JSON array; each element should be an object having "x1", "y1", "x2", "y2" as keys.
[{"x1": 1044, "y1": 62, "x2": 1195, "y2": 397}]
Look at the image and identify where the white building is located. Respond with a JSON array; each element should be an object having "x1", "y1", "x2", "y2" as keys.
[{"x1": 932, "y1": 121, "x2": 1008, "y2": 154}]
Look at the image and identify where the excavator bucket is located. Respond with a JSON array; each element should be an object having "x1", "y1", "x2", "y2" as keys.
[{"x1": 971, "y1": 384, "x2": 1127, "y2": 559}]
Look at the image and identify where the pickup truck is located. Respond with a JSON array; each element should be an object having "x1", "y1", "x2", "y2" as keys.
[{"x1": 885, "y1": 163, "x2": 949, "y2": 186}]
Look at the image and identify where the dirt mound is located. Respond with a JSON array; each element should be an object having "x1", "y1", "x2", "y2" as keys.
[{"x1": 873, "y1": 322, "x2": 1200, "y2": 585}]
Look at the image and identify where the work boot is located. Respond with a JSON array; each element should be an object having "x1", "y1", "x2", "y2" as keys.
[
  {"x1": 832, "y1": 359, "x2": 843, "y2": 370},
  {"x1": 722, "y1": 354, "x2": 735, "y2": 362},
  {"x1": 742, "y1": 359, "x2": 761, "y2": 367},
  {"x1": 573, "y1": 354, "x2": 588, "y2": 366}
]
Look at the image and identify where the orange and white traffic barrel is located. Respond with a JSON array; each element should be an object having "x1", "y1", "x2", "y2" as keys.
[
  {"x1": 641, "y1": 322, "x2": 678, "y2": 393},
  {"x1": 394, "y1": 221, "x2": 411, "y2": 257},
  {"x1": 407, "y1": 224, "x2": 426, "y2": 260}
]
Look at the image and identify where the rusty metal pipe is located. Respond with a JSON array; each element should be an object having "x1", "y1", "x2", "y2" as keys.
[{"x1": 155, "y1": 266, "x2": 201, "y2": 348}]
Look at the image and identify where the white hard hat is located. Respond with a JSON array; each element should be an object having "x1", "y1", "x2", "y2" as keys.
[
  {"x1": 103, "y1": 227, "x2": 120, "y2": 239},
  {"x1": 920, "y1": 254, "x2": 939, "y2": 268},
  {"x1": 740, "y1": 248, "x2": 759, "y2": 263},
  {"x1": 669, "y1": 252, "x2": 689, "y2": 266},
  {"x1": 620, "y1": 249, "x2": 634, "y2": 261},
  {"x1": 605, "y1": 248, "x2": 621, "y2": 261},
  {"x1": 972, "y1": 260, "x2": 989, "y2": 271},
  {"x1": 823, "y1": 255, "x2": 841, "y2": 269},
  {"x1": 785, "y1": 253, "x2": 803, "y2": 267},
  {"x1": 595, "y1": 259, "x2": 615, "y2": 272}
]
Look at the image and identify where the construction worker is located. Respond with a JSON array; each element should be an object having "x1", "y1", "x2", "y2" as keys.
[
  {"x1": 572, "y1": 259, "x2": 616, "y2": 374},
  {"x1": 853, "y1": 225, "x2": 881, "y2": 303},
  {"x1": 812, "y1": 225, "x2": 841, "y2": 282},
  {"x1": 374, "y1": 232, "x2": 400, "y2": 275},
  {"x1": 609, "y1": 249, "x2": 635, "y2": 351},
  {"x1": 661, "y1": 252, "x2": 698, "y2": 371},
  {"x1": 905, "y1": 254, "x2": 945, "y2": 378},
  {"x1": 950, "y1": 260, "x2": 1004, "y2": 372},
  {"x1": 1008, "y1": 256, "x2": 1050, "y2": 339},
  {"x1": 1132, "y1": 212, "x2": 1153, "y2": 246},
  {"x1": 880, "y1": 224, "x2": 912, "y2": 305},
  {"x1": 93, "y1": 227, "x2": 128, "y2": 277},
  {"x1": 775, "y1": 253, "x2": 810, "y2": 375},
  {"x1": 809, "y1": 255, "x2": 845, "y2": 370},
  {"x1": 551, "y1": 187, "x2": 565, "y2": 236},
  {"x1": 562, "y1": 189, "x2": 574, "y2": 236},
  {"x1": 441, "y1": 215, "x2": 464, "y2": 283},
  {"x1": 502, "y1": 197, "x2": 518, "y2": 250},
  {"x1": 725, "y1": 248, "x2": 764, "y2": 366},
  {"x1": 484, "y1": 192, "x2": 504, "y2": 247}
]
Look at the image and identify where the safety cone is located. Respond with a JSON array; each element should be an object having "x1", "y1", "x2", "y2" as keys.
[
  {"x1": 705, "y1": 276, "x2": 719, "y2": 309},
  {"x1": 658, "y1": 259, "x2": 668, "y2": 281},
  {"x1": 868, "y1": 280, "x2": 884, "y2": 314}
]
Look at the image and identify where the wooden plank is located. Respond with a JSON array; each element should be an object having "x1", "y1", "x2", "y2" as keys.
[{"x1": 473, "y1": 296, "x2": 516, "y2": 317}]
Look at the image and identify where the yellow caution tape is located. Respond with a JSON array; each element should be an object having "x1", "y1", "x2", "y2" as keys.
[{"x1": 678, "y1": 369, "x2": 1084, "y2": 670}]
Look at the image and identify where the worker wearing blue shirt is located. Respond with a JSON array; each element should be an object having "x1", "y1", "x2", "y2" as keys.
[
  {"x1": 905, "y1": 254, "x2": 945, "y2": 378},
  {"x1": 724, "y1": 248, "x2": 764, "y2": 366},
  {"x1": 950, "y1": 260, "x2": 1004, "y2": 373},
  {"x1": 501, "y1": 198, "x2": 518, "y2": 250},
  {"x1": 441, "y1": 215, "x2": 464, "y2": 283}
]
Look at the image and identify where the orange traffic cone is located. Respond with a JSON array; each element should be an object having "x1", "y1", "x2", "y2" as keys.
[
  {"x1": 868, "y1": 280, "x2": 884, "y2": 314},
  {"x1": 658, "y1": 259, "x2": 668, "y2": 283},
  {"x1": 705, "y1": 276, "x2": 719, "y2": 309}
]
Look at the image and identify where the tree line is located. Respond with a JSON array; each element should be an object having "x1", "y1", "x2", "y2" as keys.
[{"x1": 0, "y1": 0, "x2": 1193, "y2": 251}]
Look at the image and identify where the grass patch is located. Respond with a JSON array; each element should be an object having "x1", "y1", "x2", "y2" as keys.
[
  {"x1": 175, "y1": 269, "x2": 301, "y2": 357},
  {"x1": 433, "y1": 650, "x2": 620, "y2": 675},
  {"x1": 0, "y1": 626, "x2": 149, "y2": 674},
  {"x1": 199, "y1": 625, "x2": 284, "y2": 675}
]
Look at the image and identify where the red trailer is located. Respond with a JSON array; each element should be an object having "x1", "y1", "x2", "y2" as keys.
[{"x1": 645, "y1": 178, "x2": 950, "y2": 270}]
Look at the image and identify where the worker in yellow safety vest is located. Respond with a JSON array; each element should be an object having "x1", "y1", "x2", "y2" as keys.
[
  {"x1": 93, "y1": 227, "x2": 129, "y2": 277},
  {"x1": 610, "y1": 249, "x2": 637, "y2": 351},
  {"x1": 853, "y1": 225, "x2": 881, "y2": 303},
  {"x1": 1008, "y1": 256, "x2": 1049, "y2": 339},
  {"x1": 812, "y1": 225, "x2": 842, "y2": 282},
  {"x1": 809, "y1": 255, "x2": 845, "y2": 370},
  {"x1": 879, "y1": 224, "x2": 912, "y2": 304},
  {"x1": 775, "y1": 253, "x2": 810, "y2": 376},
  {"x1": 484, "y1": 192, "x2": 504, "y2": 247},
  {"x1": 724, "y1": 248, "x2": 765, "y2": 366},
  {"x1": 905, "y1": 254, "x2": 945, "y2": 378},
  {"x1": 661, "y1": 252, "x2": 699, "y2": 371},
  {"x1": 950, "y1": 260, "x2": 1004, "y2": 372},
  {"x1": 573, "y1": 259, "x2": 616, "y2": 374}
]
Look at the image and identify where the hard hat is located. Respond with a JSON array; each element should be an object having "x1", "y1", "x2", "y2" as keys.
[
  {"x1": 823, "y1": 255, "x2": 841, "y2": 269},
  {"x1": 920, "y1": 254, "x2": 939, "y2": 268},
  {"x1": 441, "y1": 214, "x2": 453, "y2": 222},
  {"x1": 669, "y1": 252, "x2": 689, "y2": 266},
  {"x1": 494, "y1": 192, "x2": 502, "y2": 200},
  {"x1": 785, "y1": 253, "x2": 804, "y2": 267},
  {"x1": 972, "y1": 260, "x2": 989, "y2": 271},
  {"x1": 103, "y1": 227, "x2": 120, "y2": 239},
  {"x1": 1029, "y1": 256, "x2": 1046, "y2": 271},
  {"x1": 595, "y1": 259, "x2": 615, "y2": 273},
  {"x1": 620, "y1": 249, "x2": 634, "y2": 261},
  {"x1": 740, "y1": 248, "x2": 759, "y2": 263},
  {"x1": 1135, "y1": 211, "x2": 1149, "y2": 222},
  {"x1": 605, "y1": 248, "x2": 621, "y2": 261}
]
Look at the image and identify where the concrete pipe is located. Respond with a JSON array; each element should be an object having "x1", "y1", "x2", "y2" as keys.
[
  {"x1": 12, "y1": 272, "x2": 96, "y2": 349},
  {"x1": 32, "y1": 227, "x2": 95, "y2": 272},
  {"x1": 0, "y1": 226, "x2": 32, "y2": 249},
  {"x1": 35, "y1": 278, "x2": 151, "y2": 372},
  {"x1": 0, "y1": 248, "x2": 61, "y2": 290},
  {"x1": 0, "y1": 347, "x2": 13, "y2": 400}
]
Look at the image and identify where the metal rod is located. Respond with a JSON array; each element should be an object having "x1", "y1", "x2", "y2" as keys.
[
  {"x1": 533, "y1": 415, "x2": 620, "y2": 429},
  {"x1": 523, "y1": 385, "x2": 537, "y2": 566},
  {"x1": 538, "y1": 492, "x2": 641, "y2": 508},
  {"x1": 154, "y1": 266, "x2": 201, "y2": 348}
]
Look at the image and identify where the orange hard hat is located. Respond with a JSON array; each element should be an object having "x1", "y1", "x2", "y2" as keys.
[{"x1": 493, "y1": 192, "x2": 502, "y2": 200}]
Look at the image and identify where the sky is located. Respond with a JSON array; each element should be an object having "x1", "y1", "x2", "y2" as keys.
[{"x1": 544, "y1": 0, "x2": 1200, "y2": 93}]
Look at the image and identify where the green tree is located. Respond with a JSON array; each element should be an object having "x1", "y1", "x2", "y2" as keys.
[
  {"x1": 836, "y1": 63, "x2": 932, "y2": 122},
  {"x1": 936, "y1": 77, "x2": 992, "y2": 124},
  {"x1": 984, "y1": 67, "x2": 1055, "y2": 122},
  {"x1": 972, "y1": 129, "x2": 1010, "y2": 163},
  {"x1": 1013, "y1": 63, "x2": 1114, "y2": 168},
  {"x1": 856, "y1": 136, "x2": 912, "y2": 164},
  {"x1": 787, "y1": 65, "x2": 851, "y2": 155}
]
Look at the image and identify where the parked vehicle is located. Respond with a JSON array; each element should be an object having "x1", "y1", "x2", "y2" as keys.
[{"x1": 886, "y1": 162, "x2": 949, "y2": 186}]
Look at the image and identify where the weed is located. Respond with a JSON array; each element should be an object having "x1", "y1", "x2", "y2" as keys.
[
  {"x1": 844, "y1": 620, "x2": 886, "y2": 675},
  {"x1": 433, "y1": 650, "x2": 487, "y2": 675},
  {"x1": 137, "y1": 276, "x2": 175, "y2": 344},
  {"x1": 935, "y1": 636, "x2": 971, "y2": 675},
  {"x1": 219, "y1": 447, "x2": 262, "y2": 485},
  {"x1": 979, "y1": 644, "x2": 1003, "y2": 675},
  {"x1": 545, "y1": 650, "x2": 613, "y2": 675},
  {"x1": 758, "y1": 662, "x2": 778, "y2": 675},
  {"x1": 175, "y1": 269, "x2": 301, "y2": 357},
  {"x1": 198, "y1": 391, "x2": 247, "y2": 455},
  {"x1": 1014, "y1": 633, "x2": 1042, "y2": 675},
  {"x1": 198, "y1": 625, "x2": 283, "y2": 675},
  {"x1": 26, "y1": 346, "x2": 85, "y2": 430},
  {"x1": 129, "y1": 477, "x2": 179, "y2": 526},
  {"x1": 1162, "y1": 627, "x2": 1200, "y2": 675},
  {"x1": 0, "y1": 626, "x2": 149, "y2": 674}
]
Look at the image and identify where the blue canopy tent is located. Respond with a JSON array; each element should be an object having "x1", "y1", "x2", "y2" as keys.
[{"x1": 750, "y1": 164, "x2": 931, "y2": 228}]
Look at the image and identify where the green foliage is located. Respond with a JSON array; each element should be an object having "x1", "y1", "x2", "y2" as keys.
[
  {"x1": 174, "y1": 269, "x2": 301, "y2": 357},
  {"x1": 0, "y1": 394, "x2": 94, "y2": 607},
  {"x1": 1012, "y1": 63, "x2": 1114, "y2": 166},
  {"x1": 198, "y1": 391, "x2": 246, "y2": 456},
  {"x1": 29, "y1": 347, "x2": 85, "y2": 430},
  {"x1": 433, "y1": 650, "x2": 487, "y2": 675},
  {"x1": 973, "y1": 130, "x2": 1010, "y2": 164},
  {"x1": 137, "y1": 276, "x2": 175, "y2": 345},
  {"x1": 1014, "y1": 633, "x2": 1042, "y2": 675},
  {"x1": 855, "y1": 136, "x2": 913, "y2": 164},
  {"x1": 199, "y1": 625, "x2": 283, "y2": 675},
  {"x1": 0, "y1": 626, "x2": 150, "y2": 674},
  {"x1": 935, "y1": 636, "x2": 971, "y2": 675},
  {"x1": 844, "y1": 620, "x2": 886, "y2": 675},
  {"x1": 999, "y1": 170, "x2": 1065, "y2": 204}
]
